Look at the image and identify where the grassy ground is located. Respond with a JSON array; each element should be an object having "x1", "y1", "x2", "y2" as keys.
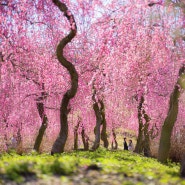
[{"x1": 0, "y1": 149, "x2": 184, "y2": 185}]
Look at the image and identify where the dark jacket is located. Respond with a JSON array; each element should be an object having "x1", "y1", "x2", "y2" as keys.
[{"x1": 124, "y1": 141, "x2": 128, "y2": 150}]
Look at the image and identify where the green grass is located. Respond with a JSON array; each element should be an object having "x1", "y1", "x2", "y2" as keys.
[{"x1": 0, "y1": 148, "x2": 184, "y2": 184}]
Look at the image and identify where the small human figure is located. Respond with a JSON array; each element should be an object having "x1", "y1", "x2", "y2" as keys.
[
  {"x1": 128, "y1": 139, "x2": 134, "y2": 151},
  {"x1": 123, "y1": 137, "x2": 128, "y2": 150},
  {"x1": 11, "y1": 135, "x2": 17, "y2": 149}
]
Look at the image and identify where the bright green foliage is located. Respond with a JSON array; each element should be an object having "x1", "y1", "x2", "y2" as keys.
[
  {"x1": 0, "y1": 149, "x2": 184, "y2": 184},
  {"x1": 5, "y1": 162, "x2": 35, "y2": 183}
]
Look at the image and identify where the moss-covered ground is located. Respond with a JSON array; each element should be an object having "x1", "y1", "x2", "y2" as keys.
[{"x1": 0, "y1": 149, "x2": 184, "y2": 185}]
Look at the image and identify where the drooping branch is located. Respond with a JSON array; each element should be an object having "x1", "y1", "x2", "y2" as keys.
[
  {"x1": 51, "y1": 0, "x2": 78, "y2": 154},
  {"x1": 0, "y1": 3, "x2": 8, "y2": 6},
  {"x1": 148, "y1": 0, "x2": 163, "y2": 7}
]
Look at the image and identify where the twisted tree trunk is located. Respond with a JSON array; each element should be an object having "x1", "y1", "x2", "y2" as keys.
[
  {"x1": 34, "y1": 84, "x2": 48, "y2": 152},
  {"x1": 92, "y1": 83, "x2": 102, "y2": 150},
  {"x1": 134, "y1": 95, "x2": 151, "y2": 156},
  {"x1": 51, "y1": 0, "x2": 78, "y2": 154},
  {"x1": 143, "y1": 114, "x2": 151, "y2": 157},
  {"x1": 158, "y1": 64, "x2": 185, "y2": 163},
  {"x1": 92, "y1": 103, "x2": 102, "y2": 150}
]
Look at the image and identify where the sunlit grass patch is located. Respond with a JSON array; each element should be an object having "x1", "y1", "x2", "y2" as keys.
[{"x1": 0, "y1": 149, "x2": 183, "y2": 184}]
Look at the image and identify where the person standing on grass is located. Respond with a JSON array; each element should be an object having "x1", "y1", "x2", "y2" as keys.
[
  {"x1": 123, "y1": 137, "x2": 128, "y2": 150},
  {"x1": 128, "y1": 139, "x2": 134, "y2": 151}
]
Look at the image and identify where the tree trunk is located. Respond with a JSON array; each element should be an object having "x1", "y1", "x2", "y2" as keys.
[
  {"x1": 100, "y1": 100, "x2": 109, "y2": 148},
  {"x1": 92, "y1": 82, "x2": 102, "y2": 150},
  {"x1": 16, "y1": 124, "x2": 23, "y2": 154},
  {"x1": 158, "y1": 86, "x2": 180, "y2": 163},
  {"x1": 134, "y1": 95, "x2": 151, "y2": 156},
  {"x1": 34, "y1": 87, "x2": 48, "y2": 152},
  {"x1": 180, "y1": 154, "x2": 185, "y2": 177},
  {"x1": 92, "y1": 102, "x2": 102, "y2": 150},
  {"x1": 111, "y1": 129, "x2": 118, "y2": 150},
  {"x1": 51, "y1": 0, "x2": 78, "y2": 154},
  {"x1": 34, "y1": 115, "x2": 48, "y2": 152},
  {"x1": 134, "y1": 96, "x2": 144, "y2": 153},
  {"x1": 158, "y1": 64, "x2": 185, "y2": 163},
  {"x1": 143, "y1": 114, "x2": 151, "y2": 157},
  {"x1": 4, "y1": 119, "x2": 9, "y2": 151},
  {"x1": 81, "y1": 126, "x2": 89, "y2": 151},
  {"x1": 134, "y1": 122, "x2": 143, "y2": 153},
  {"x1": 74, "y1": 120, "x2": 80, "y2": 150}
]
